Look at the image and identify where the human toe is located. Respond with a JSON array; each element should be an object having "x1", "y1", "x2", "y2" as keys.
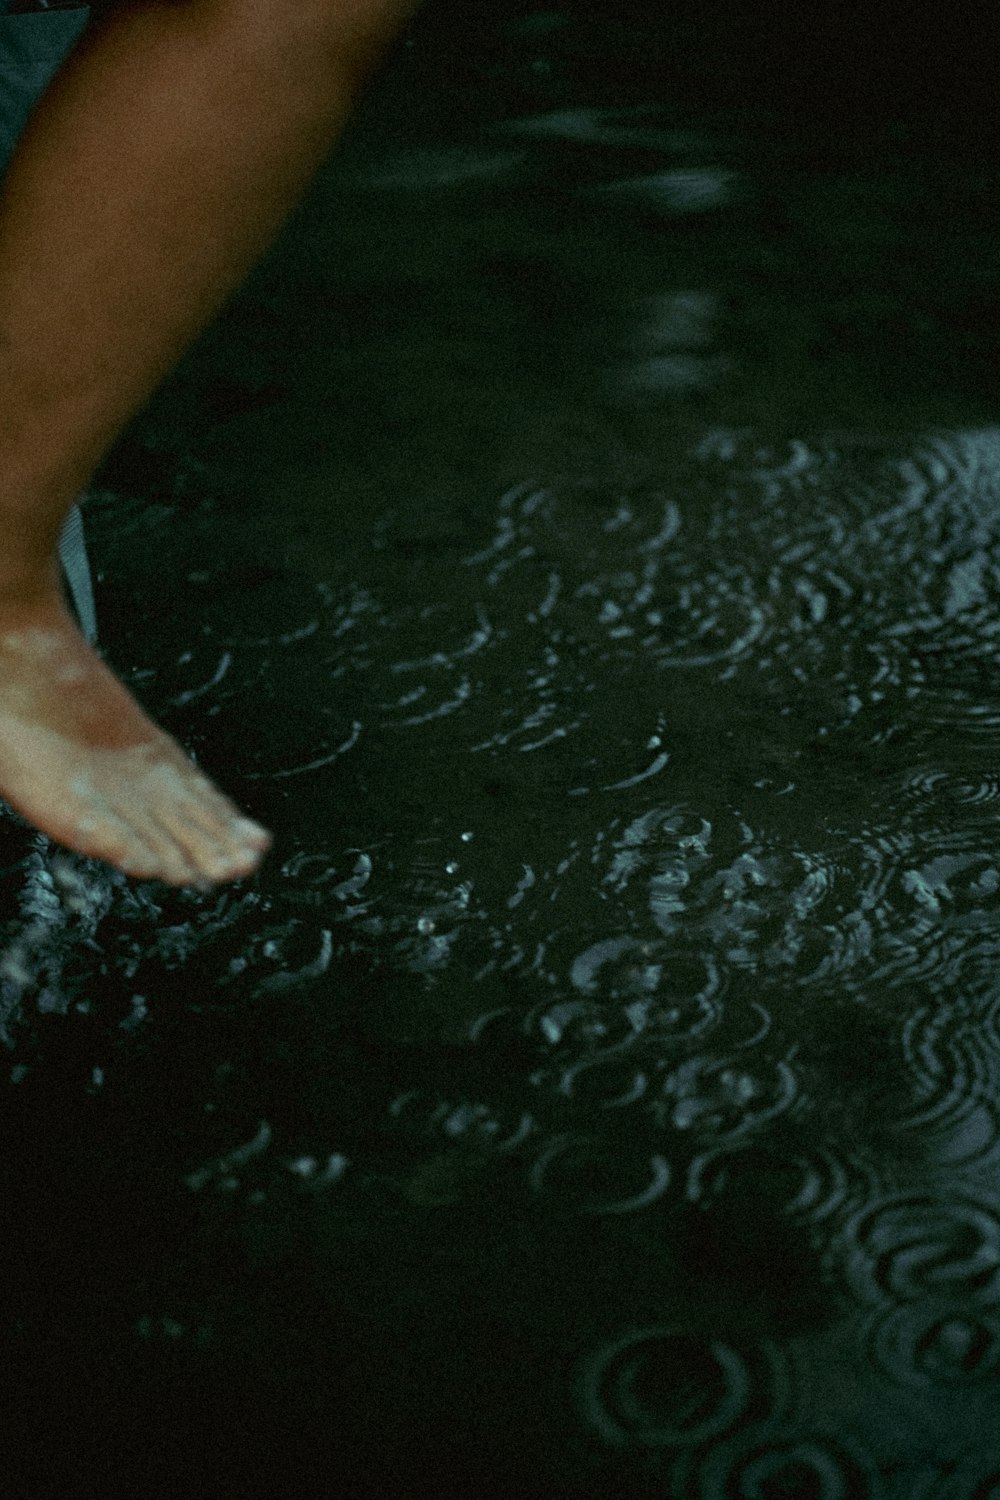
[{"x1": 157, "y1": 801, "x2": 266, "y2": 883}]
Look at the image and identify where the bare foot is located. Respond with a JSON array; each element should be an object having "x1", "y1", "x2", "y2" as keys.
[{"x1": 0, "y1": 591, "x2": 272, "y2": 887}]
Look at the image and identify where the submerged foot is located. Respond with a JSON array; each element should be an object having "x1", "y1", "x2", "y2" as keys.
[{"x1": 0, "y1": 593, "x2": 272, "y2": 886}]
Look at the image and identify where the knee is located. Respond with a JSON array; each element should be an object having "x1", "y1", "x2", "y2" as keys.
[
  {"x1": 203, "y1": 0, "x2": 421, "y2": 38},
  {"x1": 280, "y1": 0, "x2": 424, "y2": 55},
  {"x1": 198, "y1": 0, "x2": 422, "y2": 80}
]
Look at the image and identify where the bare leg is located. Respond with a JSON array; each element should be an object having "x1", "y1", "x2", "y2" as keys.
[{"x1": 0, "y1": 0, "x2": 417, "y2": 886}]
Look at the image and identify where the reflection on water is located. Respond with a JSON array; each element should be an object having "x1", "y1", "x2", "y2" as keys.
[{"x1": 5, "y1": 5, "x2": 1000, "y2": 1494}]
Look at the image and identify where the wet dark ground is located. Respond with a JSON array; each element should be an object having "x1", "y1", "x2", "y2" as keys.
[{"x1": 6, "y1": 2, "x2": 1000, "y2": 1494}]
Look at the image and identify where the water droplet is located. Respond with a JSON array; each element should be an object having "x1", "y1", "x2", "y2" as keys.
[{"x1": 287, "y1": 1157, "x2": 317, "y2": 1177}]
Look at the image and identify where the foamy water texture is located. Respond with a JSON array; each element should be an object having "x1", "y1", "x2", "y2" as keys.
[{"x1": 3, "y1": 30, "x2": 1000, "y2": 1496}]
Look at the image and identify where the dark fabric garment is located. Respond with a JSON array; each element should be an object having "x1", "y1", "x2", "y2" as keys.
[
  {"x1": 0, "y1": 5, "x2": 88, "y2": 143},
  {"x1": 4, "y1": 5, "x2": 90, "y2": 14},
  {"x1": 2, "y1": 4, "x2": 168, "y2": 19},
  {"x1": 6, "y1": 2, "x2": 185, "y2": 12}
]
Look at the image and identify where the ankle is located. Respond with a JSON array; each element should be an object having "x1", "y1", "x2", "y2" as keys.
[{"x1": 0, "y1": 548, "x2": 66, "y2": 618}]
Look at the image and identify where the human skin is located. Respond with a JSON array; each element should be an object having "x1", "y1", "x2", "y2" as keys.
[{"x1": 0, "y1": 0, "x2": 420, "y2": 887}]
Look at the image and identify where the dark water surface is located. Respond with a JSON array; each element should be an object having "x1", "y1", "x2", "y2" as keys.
[{"x1": 5, "y1": 4, "x2": 1000, "y2": 1495}]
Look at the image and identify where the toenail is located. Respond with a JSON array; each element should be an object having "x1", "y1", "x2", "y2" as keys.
[{"x1": 233, "y1": 817, "x2": 269, "y2": 843}]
